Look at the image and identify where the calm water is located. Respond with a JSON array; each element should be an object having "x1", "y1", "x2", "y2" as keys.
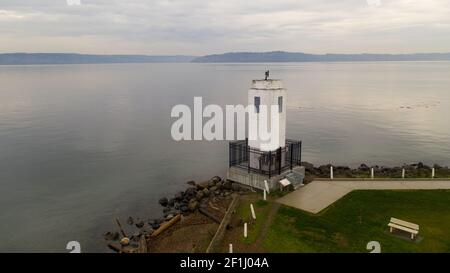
[{"x1": 1, "y1": 62, "x2": 450, "y2": 252}]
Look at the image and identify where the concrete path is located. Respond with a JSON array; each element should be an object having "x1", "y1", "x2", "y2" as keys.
[{"x1": 277, "y1": 180, "x2": 450, "y2": 214}]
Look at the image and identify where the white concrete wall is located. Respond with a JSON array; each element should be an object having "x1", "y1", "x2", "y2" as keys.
[{"x1": 248, "y1": 79, "x2": 287, "y2": 152}]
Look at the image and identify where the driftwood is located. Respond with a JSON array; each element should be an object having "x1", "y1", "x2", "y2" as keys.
[
  {"x1": 108, "y1": 243, "x2": 122, "y2": 253},
  {"x1": 208, "y1": 200, "x2": 221, "y2": 211},
  {"x1": 151, "y1": 214, "x2": 181, "y2": 237},
  {"x1": 137, "y1": 235, "x2": 148, "y2": 253},
  {"x1": 115, "y1": 218, "x2": 127, "y2": 238},
  {"x1": 199, "y1": 207, "x2": 221, "y2": 224}
]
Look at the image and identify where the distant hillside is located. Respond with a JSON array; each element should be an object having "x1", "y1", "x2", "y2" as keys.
[
  {"x1": 0, "y1": 53, "x2": 196, "y2": 65},
  {"x1": 191, "y1": 51, "x2": 450, "y2": 63},
  {"x1": 3, "y1": 52, "x2": 450, "y2": 65}
]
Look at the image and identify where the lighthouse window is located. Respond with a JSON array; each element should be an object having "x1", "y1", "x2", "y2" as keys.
[
  {"x1": 278, "y1": 96, "x2": 283, "y2": 113},
  {"x1": 254, "y1": 96, "x2": 261, "y2": 113}
]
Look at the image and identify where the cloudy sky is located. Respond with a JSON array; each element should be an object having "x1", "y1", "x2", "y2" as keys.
[{"x1": 1, "y1": 0, "x2": 450, "y2": 55}]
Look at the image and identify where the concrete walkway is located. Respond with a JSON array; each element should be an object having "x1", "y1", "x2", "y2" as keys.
[{"x1": 277, "y1": 180, "x2": 450, "y2": 214}]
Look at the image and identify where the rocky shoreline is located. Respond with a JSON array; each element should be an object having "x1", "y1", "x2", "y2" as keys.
[
  {"x1": 103, "y1": 162, "x2": 450, "y2": 252},
  {"x1": 303, "y1": 162, "x2": 450, "y2": 182},
  {"x1": 103, "y1": 176, "x2": 250, "y2": 252}
]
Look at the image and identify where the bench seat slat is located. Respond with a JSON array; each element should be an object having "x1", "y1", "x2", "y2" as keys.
[
  {"x1": 388, "y1": 223, "x2": 419, "y2": 234},
  {"x1": 390, "y1": 218, "x2": 419, "y2": 231}
]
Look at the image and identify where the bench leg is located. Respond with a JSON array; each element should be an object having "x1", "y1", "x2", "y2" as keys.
[
  {"x1": 411, "y1": 233, "x2": 414, "y2": 240},
  {"x1": 390, "y1": 227, "x2": 393, "y2": 233}
]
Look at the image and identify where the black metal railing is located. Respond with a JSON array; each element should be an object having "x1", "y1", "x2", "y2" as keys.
[{"x1": 229, "y1": 139, "x2": 302, "y2": 178}]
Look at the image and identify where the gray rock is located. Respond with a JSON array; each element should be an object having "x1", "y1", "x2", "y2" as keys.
[
  {"x1": 103, "y1": 231, "x2": 120, "y2": 241},
  {"x1": 223, "y1": 180, "x2": 232, "y2": 190},
  {"x1": 196, "y1": 181, "x2": 209, "y2": 190},
  {"x1": 159, "y1": 197, "x2": 169, "y2": 207},
  {"x1": 202, "y1": 188, "x2": 210, "y2": 196},
  {"x1": 135, "y1": 219, "x2": 145, "y2": 229},
  {"x1": 180, "y1": 205, "x2": 189, "y2": 213},
  {"x1": 211, "y1": 176, "x2": 222, "y2": 183},
  {"x1": 185, "y1": 187, "x2": 197, "y2": 198},
  {"x1": 174, "y1": 191, "x2": 183, "y2": 200},
  {"x1": 141, "y1": 227, "x2": 154, "y2": 235},
  {"x1": 131, "y1": 232, "x2": 142, "y2": 242},
  {"x1": 358, "y1": 164, "x2": 370, "y2": 171},
  {"x1": 196, "y1": 191, "x2": 205, "y2": 200},
  {"x1": 126, "y1": 217, "x2": 134, "y2": 226}
]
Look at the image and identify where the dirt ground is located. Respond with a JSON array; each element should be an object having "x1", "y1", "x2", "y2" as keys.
[{"x1": 147, "y1": 196, "x2": 233, "y2": 253}]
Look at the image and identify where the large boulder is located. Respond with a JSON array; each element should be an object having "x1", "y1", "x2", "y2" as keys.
[
  {"x1": 158, "y1": 197, "x2": 169, "y2": 207},
  {"x1": 358, "y1": 164, "x2": 370, "y2": 172},
  {"x1": 135, "y1": 219, "x2": 145, "y2": 229},
  {"x1": 196, "y1": 181, "x2": 209, "y2": 190},
  {"x1": 185, "y1": 187, "x2": 197, "y2": 198},
  {"x1": 211, "y1": 176, "x2": 222, "y2": 184}
]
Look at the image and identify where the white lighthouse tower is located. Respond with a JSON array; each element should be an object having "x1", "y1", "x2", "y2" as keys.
[
  {"x1": 248, "y1": 79, "x2": 287, "y2": 151},
  {"x1": 228, "y1": 73, "x2": 304, "y2": 191},
  {"x1": 248, "y1": 79, "x2": 287, "y2": 170}
]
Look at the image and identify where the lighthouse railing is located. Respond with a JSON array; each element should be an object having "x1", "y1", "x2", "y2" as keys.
[{"x1": 229, "y1": 139, "x2": 302, "y2": 177}]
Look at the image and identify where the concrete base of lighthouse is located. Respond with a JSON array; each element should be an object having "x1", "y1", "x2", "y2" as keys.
[{"x1": 227, "y1": 165, "x2": 305, "y2": 192}]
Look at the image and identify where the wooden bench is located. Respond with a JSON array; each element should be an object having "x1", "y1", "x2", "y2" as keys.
[{"x1": 388, "y1": 217, "x2": 419, "y2": 240}]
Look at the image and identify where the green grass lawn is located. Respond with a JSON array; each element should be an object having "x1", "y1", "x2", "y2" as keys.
[
  {"x1": 263, "y1": 190, "x2": 450, "y2": 253},
  {"x1": 235, "y1": 199, "x2": 270, "y2": 244}
]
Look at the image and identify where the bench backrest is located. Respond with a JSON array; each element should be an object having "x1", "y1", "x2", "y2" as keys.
[{"x1": 390, "y1": 217, "x2": 419, "y2": 231}]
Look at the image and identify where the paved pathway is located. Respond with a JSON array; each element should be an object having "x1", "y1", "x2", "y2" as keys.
[{"x1": 277, "y1": 180, "x2": 450, "y2": 214}]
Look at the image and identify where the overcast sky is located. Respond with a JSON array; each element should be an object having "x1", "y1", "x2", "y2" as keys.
[{"x1": 1, "y1": 0, "x2": 449, "y2": 55}]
